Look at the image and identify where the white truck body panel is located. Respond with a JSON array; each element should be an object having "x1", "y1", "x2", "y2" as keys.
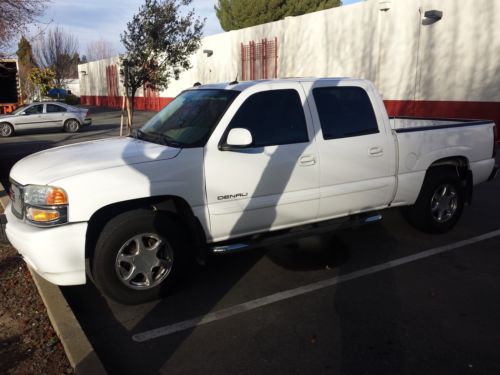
[
  {"x1": 4, "y1": 77, "x2": 497, "y2": 286},
  {"x1": 204, "y1": 81, "x2": 320, "y2": 241}
]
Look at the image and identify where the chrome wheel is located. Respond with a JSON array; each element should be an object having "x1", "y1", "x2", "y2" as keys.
[
  {"x1": 65, "y1": 119, "x2": 80, "y2": 132},
  {"x1": 430, "y1": 184, "x2": 458, "y2": 223},
  {"x1": 0, "y1": 123, "x2": 13, "y2": 137},
  {"x1": 115, "y1": 233, "x2": 173, "y2": 290}
]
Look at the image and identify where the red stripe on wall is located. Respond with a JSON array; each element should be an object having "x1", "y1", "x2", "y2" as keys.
[
  {"x1": 384, "y1": 100, "x2": 499, "y2": 141},
  {"x1": 80, "y1": 96, "x2": 173, "y2": 112},
  {"x1": 81, "y1": 96, "x2": 499, "y2": 143}
]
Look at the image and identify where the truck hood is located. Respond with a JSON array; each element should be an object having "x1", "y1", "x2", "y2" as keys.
[{"x1": 10, "y1": 137, "x2": 181, "y2": 185}]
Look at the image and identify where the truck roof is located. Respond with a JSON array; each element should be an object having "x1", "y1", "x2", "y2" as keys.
[{"x1": 193, "y1": 77, "x2": 364, "y2": 92}]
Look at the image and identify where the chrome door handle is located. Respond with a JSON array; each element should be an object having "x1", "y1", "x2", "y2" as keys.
[
  {"x1": 299, "y1": 155, "x2": 316, "y2": 166},
  {"x1": 368, "y1": 147, "x2": 384, "y2": 157}
]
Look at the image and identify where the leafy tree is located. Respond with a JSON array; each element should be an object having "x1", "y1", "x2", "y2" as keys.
[
  {"x1": 28, "y1": 67, "x2": 55, "y2": 98},
  {"x1": 16, "y1": 36, "x2": 38, "y2": 102},
  {"x1": 215, "y1": 0, "x2": 342, "y2": 31},
  {"x1": 0, "y1": 0, "x2": 48, "y2": 58},
  {"x1": 35, "y1": 27, "x2": 79, "y2": 88},
  {"x1": 121, "y1": 0, "x2": 204, "y2": 118}
]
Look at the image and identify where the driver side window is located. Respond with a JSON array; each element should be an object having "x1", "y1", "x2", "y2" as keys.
[
  {"x1": 225, "y1": 89, "x2": 309, "y2": 147},
  {"x1": 25, "y1": 104, "x2": 44, "y2": 115}
]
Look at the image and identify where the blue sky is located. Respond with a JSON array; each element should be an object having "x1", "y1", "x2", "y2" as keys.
[{"x1": 35, "y1": 0, "x2": 362, "y2": 56}]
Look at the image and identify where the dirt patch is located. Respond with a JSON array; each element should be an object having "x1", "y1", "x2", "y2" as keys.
[{"x1": 0, "y1": 239, "x2": 73, "y2": 374}]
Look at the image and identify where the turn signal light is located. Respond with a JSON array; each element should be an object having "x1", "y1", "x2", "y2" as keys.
[
  {"x1": 27, "y1": 208, "x2": 60, "y2": 223},
  {"x1": 46, "y1": 188, "x2": 68, "y2": 205}
]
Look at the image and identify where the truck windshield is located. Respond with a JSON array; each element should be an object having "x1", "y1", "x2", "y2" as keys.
[{"x1": 138, "y1": 89, "x2": 239, "y2": 147}]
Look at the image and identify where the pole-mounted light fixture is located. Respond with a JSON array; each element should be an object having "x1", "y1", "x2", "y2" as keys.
[{"x1": 424, "y1": 10, "x2": 443, "y2": 21}]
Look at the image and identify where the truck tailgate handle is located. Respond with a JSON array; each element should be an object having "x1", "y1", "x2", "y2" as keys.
[
  {"x1": 299, "y1": 155, "x2": 316, "y2": 166},
  {"x1": 368, "y1": 147, "x2": 384, "y2": 157}
]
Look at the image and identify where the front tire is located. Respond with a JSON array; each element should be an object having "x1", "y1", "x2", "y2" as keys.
[
  {"x1": 0, "y1": 122, "x2": 14, "y2": 137},
  {"x1": 402, "y1": 168, "x2": 465, "y2": 233},
  {"x1": 92, "y1": 209, "x2": 188, "y2": 304}
]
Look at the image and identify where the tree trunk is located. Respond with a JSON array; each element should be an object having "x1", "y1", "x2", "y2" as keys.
[{"x1": 130, "y1": 92, "x2": 135, "y2": 128}]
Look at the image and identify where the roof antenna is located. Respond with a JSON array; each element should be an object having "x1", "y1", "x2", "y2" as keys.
[
  {"x1": 193, "y1": 82, "x2": 201, "y2": 87},
  {"x1": 229, "y1": 74, "x2": 238, "y2": 85}
]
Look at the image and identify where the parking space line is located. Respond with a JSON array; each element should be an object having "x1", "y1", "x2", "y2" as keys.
[{"x1": 132, "y1": 228, "x2": 500, "y2": 343}]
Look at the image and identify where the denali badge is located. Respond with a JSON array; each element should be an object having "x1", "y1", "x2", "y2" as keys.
[{"x1": 217, "y1": 193, "x2": 248, "y2": 200}]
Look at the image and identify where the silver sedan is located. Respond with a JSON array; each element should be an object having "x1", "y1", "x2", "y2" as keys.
[{"x1": 0, "y1": 102, "x2": 92, "y2": 137}]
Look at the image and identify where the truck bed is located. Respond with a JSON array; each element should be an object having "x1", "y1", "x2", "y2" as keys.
[
  {"x1": 390, "y1": 116, "x2": 496, "y2": 206},
  {"x1": 390, "y1": 117, "x2": 494, "y2": 132}
]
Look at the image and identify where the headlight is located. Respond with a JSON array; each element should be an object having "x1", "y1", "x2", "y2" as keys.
[{"x1": 24, "y1": 185, "x2": 68, "y2": 226}]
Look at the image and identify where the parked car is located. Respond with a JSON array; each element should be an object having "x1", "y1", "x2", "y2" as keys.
[
  {"x1": 0, "y1": 102, "x2": 91, "y2": 137},
  {"x1": 2, "y1": 78, "x2": 498, "y2": 304}
]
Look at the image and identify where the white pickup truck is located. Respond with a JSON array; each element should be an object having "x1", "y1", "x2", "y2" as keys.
[{"x1": 2, "y1": 78, "x2": 498, "y2": 304}]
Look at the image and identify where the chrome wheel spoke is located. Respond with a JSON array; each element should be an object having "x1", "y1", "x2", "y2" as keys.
[
  {"x1": 122, "y1": 265, "x2": 139, "y2": 281},
  {"x1": 431, "y1": 183, "x2": 459, "y2": 223},
  {"x1": 115, "y1": 232, "x2": 173, "y2": 290}
]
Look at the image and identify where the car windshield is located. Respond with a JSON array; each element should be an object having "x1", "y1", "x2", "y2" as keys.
[
  {"x1": 137, "y1": 89, "x2": 239, "y2": 147},
  {"x1": 10, "y1": 105, "x2": 29, "y2": 115}
]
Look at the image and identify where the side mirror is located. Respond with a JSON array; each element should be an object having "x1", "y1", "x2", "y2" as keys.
[
  {"x1": 221, "y1": 128, "x2": 253, "y2": 151},
  {"x1": 19, "y1": 112, "x2": 26, "y2": 116}
]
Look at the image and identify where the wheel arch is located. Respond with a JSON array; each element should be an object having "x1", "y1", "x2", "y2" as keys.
[
  {"x1": 85, "y1": 195, "x2": 207, "y2": 262},
  {"x1": 426, "y1": 156, "x2": 472, "y2": 203},
  {"x1": 64, "y1": 116, "x2": 82, "y2": 125}
]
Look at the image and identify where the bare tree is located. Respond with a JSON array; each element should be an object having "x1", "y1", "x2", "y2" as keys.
[
  {"x1": 86, "y1": 38, "x2": 116, "y2": 62},
  {"x1": 35, "y1": 27, "x2": 79, "y2": 88},
  {"x1": 0, "y1": 0, "x2": 49, "y2": 57}
]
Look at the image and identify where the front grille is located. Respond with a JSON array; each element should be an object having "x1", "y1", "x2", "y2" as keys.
[{"x1": 10, "y1": 180, "x2": 24, "y2": 220}]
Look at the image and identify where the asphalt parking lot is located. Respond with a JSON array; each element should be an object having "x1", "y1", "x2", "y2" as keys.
[
  {"x1": 62, "y1": 188, "x2": 500, "y2": 375},
  {"x1": 2, "y1": 109, "x2": 500, "y2": 374}
]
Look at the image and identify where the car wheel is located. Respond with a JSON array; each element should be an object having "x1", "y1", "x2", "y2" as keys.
[
  {"x1": 92, "y1": 209, "x2": 188, "y2": 304},
  {"x1": 0, "y1": 122, "x2": 14, "y2": 137},
  {"x1": 64, "y1": 119, "x2": 80, "y2": 133},
  {"x1": 402, "y1": 167, "x2": 465, "y2": 233}
]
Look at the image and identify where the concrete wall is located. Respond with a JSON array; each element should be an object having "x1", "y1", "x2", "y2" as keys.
[{"x1": 79, "y1": 0, "x2": 500, "y2": 125}]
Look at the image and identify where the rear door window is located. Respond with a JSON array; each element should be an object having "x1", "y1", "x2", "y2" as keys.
[
  {"x1": 313, "y1": 87, "x2": 378, "y2": 140},
  {"x1": 47, "y1": 104, "x2": 67, "y2": 113}
]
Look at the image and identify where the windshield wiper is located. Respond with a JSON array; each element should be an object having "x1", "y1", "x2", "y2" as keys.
[
  {"x1": 161, "y1": 135, "x2": 184, "y2": 148},
  {"x1": 134, "y1": 129, "x2": 184, "y2": 148}
]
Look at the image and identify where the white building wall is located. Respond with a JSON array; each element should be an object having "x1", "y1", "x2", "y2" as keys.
[{"x1": 79, "y1": 0, "x2": 500, "y2": 104}]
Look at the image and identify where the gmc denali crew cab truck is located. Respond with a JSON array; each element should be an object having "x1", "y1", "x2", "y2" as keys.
[{"x1": 2, "y1": 78, "x2": 498, "y2": 304}]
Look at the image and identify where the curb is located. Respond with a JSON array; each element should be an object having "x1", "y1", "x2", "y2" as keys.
[{"x1": 0, "y1": 183, "x2": 107, "y2": 375}]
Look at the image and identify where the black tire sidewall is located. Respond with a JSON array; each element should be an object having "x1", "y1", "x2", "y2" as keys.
[
  {"x1": 407, "y1": 168, "x2": 465, "y2": 233},
  {"x1": 0, "y1": 123, "x2": 13, "y2": 137},
  {"x1": 92, "y1": 209, "x2": 187, "y2": 304},
  {"x1": 65, "y1": 119, "x2": 80, "y2": 133}
]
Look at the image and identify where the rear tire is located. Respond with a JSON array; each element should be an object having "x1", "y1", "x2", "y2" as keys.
[
  {"x1": 0, "y1": 122, "x2": 13, "y2": 137},
  {"x1": 91, "y1": 209, "x2": 188, "y2": 304},
  {"x1": 402, "y1": 167, "x2": 465, "y2": 233},
  {"x1": 64, "y1": 119, "x2": 80, "y2": 133}
]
